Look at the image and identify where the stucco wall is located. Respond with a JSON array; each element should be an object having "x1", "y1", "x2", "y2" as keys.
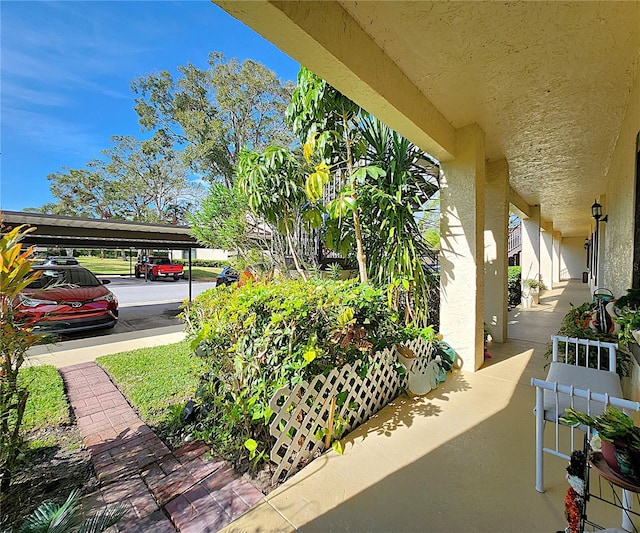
[
  {"x1": 603, "y1": 67, "x2": 640, "y2": 296},
  {"x1": 559, "y1": 237, "x2": 587, "y2": 280}
]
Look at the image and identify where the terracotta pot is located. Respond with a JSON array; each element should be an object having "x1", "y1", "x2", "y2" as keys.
[
  {"x1": 613, "y1": 443, "x2": 637, "y2": 480},
  {"x1": 601, "y1": 440, "x2": 622, "y2": 474}
]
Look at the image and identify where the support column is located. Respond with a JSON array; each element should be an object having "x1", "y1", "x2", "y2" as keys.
[
  {"x1": 552, "y1": 231, "x2": 561, "y2": 284},
  {"x1": 521, "y1": 205, "x2": 541, "y2": 287},
  {"x1": 440, "y1": 124, "x2": 486, "y2": 371},
  {"x1": 540, "y1": 220, "x2": 554, "y2": 290},
  {"x1": 484, "y1": 159, "x2": 509, "y2": 343}
]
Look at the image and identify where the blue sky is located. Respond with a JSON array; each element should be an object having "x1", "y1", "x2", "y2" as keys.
[{"x1": 0, "y1": 1, "x2": 300, "y2": 212}]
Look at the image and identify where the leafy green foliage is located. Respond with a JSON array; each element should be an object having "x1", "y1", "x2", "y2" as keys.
[
  {"x1": 615, "y1": 289, "x2": 640, "y2": 311},
  {"x1": 508, "y1": 266, "x2": 521, "y2": 308},
  {"x1": 132, "y1": 52, "x2": 294, "y2": 187},
  {"x1": 562, "y1": 406, "x2": 640, "y2": 447},
  {"x1": 45, "y1": 132, "x2": 202, "y2": 223},
  {"x1": 545, "y1": 301, "x2": 630, "y2": 375},
  {"x1": 1, "y1": 222, "x2": 45, "y2": 492},
  {"x1": 7, "y1": 488, "x2": 125, "y2": 533},
  {"x1": 236, "y1": 146, "x2": 315, "y2": 278},
  {"x1": 614, "y1": 308, "x2": 640, "y2": 347},
  {"x1": 181, "y1": 278, "x2": 406, "y2": 466}
]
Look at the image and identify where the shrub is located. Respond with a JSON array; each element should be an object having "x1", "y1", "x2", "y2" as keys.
[
  {"x1": 174, "y1": 258, "x2": 229, "y2": 268},
  {"x1": 0, "y1": 222, "x2": 44, "y2": 492},
  {"x1": 181, "y1": 278, "x2": 417, "y2": 465},
  {"x1": 508, "y1": 266, "x2": 521, "y2": 308}
]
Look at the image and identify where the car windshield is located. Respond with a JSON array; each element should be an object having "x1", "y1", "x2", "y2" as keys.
[
  {"x1": 27, "y1": 269, "x2": 101, "y2": 289},
  {"x1": 157, "y1": 258, "x2": 171, "y2": 265}
]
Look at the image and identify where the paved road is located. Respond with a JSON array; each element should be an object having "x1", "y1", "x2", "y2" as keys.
[{"x1": 25, "y1": 279, "x2": 218, "y2": 364}]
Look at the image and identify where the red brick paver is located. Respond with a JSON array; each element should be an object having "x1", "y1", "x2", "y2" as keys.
[{"x1": 60, "y1": 362, "x2": 264, "y2": 532}]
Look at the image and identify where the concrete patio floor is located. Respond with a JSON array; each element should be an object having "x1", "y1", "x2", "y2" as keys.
[{"x1": 223, "y1": 280, "x2": 636, "y2": 532}]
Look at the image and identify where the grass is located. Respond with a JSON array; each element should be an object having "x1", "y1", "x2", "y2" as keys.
[
  {"x1": 75, "y1": 256, "x2": 221, "y2": 282},
  {"x1": 97, "y1": 341, "x2": 208, "y2": 430},
  {"x1": 19, "y1": 365, "x2": 70, "y2": 432}
]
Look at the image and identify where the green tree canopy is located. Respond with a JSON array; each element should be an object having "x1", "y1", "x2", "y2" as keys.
[{"x1": 132, "y1": 52, "x2": 295, "y2": 187}]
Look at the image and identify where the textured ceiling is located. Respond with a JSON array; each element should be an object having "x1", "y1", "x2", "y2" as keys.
[
  {"x1": 217, "y1": 1, "x2": 639, "y2": 237},
  {"x1": 339, "y1": 1, "x2": 640, "y2": 236}
]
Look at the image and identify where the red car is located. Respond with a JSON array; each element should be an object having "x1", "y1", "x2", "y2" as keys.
[{"x1": 16, "y1": 265, "x2": 119, "y2": 335}]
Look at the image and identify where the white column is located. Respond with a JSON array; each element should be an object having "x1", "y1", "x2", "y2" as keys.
[
  {"x1": 521, "y1": 205, "x2": 541, "y2": 286},
  {"x1": 552, "y1": 231, "x2": 561, "y2": 284},
  {"x1": 440, "y1": 124, "x2": 486, "y2": 371},
  {"x1": 484, "y1": 159, "x2": 509, "y2": 343},
  {"x1": 540, "y1": 220, "x2": 553, "y2": 290}
]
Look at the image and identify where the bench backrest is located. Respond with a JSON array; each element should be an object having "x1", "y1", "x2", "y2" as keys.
[{"x1": 551, "y1": 335, "x2": 618, "y2": 373}]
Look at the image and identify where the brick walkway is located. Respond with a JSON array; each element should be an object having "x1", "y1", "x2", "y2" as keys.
[{"x1": 60, "y1": 362, "x2": 263, "y2": 532}]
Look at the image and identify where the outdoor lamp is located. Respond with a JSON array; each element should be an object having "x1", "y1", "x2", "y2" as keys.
[
  {"x1": 584, "y1": 238, "x2": 589, "y2": 249},
  {"x1": 591, "y1": 200, "x2": 603, "y2": 220}
]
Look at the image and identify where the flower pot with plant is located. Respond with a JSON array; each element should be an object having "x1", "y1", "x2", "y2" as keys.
[
  {"x1": 561, "y1": 406, "x2": 640, "y2": 480},
  {"x1": 522, "y1": 278, "x2": 545, "y2": 306},
  {"x1": 615, "y1": 307, "x2": 640, "y2": 347}
]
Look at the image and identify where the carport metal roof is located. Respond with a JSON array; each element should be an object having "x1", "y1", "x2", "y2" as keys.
[{"x1": 1, "y1": 211, "x2": 199, "y2": 249}]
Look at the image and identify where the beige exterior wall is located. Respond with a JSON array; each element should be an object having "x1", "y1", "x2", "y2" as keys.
[
  {"x1": 603, "y1": 68, "x2": 640, "y2": 296},
  {"x1": 559, "y1": 237, "x2": 588, "y2": 281}
]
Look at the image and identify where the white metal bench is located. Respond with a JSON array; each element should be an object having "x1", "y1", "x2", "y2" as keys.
[{"x1": 531, "y1": 335, "x2": 640, "y2": 493}]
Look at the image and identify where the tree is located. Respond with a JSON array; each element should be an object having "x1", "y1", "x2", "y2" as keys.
[
  {"x1": 287, "y1": 67, "x2": 374, "y2": 283},
  {"x1": 286, "y1": 68, "x2": 440, "y2": 324},
  {"x1": 237, "y1": 146, "x2": 318, "y2": 280},
  {"x1": 46, "y1": 168, "x2": 114, "y2": 218},
  {"x1": 132, "y1": 52, "x2": 295, "y2": 187},
  {"x1": 46, "y1": 133, "x2": 204, "y2": 224}
]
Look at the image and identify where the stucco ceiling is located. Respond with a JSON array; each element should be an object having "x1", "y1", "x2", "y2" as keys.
[{"x1": 217, "y1": 1, "x2": 640, "y2": 237}]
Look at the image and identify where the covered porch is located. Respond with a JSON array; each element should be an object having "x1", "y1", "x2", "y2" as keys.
[{"x1": 223, "y1": 280, "x2": 631, "y2": 531}]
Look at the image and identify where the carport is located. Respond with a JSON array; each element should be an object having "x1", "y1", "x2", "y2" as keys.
[{"x1": 1, "y1": 210, "x2": 200, "y2": 301}]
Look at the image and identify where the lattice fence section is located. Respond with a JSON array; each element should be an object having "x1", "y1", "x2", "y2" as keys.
[{"x1": 268, "y1": 345, "x2": 410, "y2": 483}]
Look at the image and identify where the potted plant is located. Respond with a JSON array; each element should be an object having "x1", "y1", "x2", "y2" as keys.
[
  {"x1": 561, "y1": 406, "x2": 640, "y2": 479},
  {"x1": 615, "y1": 307, "x2": 640, "y2": 346},
  {"x1": 521, "y1": 278, "x2": 544, "y2": 307}
]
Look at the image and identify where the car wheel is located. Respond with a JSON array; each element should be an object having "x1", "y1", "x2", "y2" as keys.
[
  {"x1": 135, "y1": 269, "x2": 141, "y2": 278},
  {"x1": 173, "y1": 275, "x2": 181, "y2": 281}
]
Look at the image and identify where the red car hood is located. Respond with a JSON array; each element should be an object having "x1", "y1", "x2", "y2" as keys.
[{"x1": 22, "y1": 285, "x2": 110, "y2": 302}]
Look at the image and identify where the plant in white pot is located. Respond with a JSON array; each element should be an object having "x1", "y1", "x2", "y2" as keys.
[{"x1": 521, "y1": 278, "x2": 544, "y2": 308}]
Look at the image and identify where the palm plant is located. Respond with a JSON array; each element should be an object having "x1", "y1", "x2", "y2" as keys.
[
  {"x1": 358, "y1": 117, "x2": 440, "y2": 324},
  {"x1": 7, "y1": 489, "x2": 125, "y2": 533}
]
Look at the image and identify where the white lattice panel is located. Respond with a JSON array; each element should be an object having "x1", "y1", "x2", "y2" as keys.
[{"x1": 268, "y1": 345, "x2": 411, "y2": 483}]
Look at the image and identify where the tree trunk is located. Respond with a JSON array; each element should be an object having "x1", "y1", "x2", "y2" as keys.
[
  {"x1": 352, "y1": 207, "x2": 368, "y2": 284},
  {"x1": 285, "y1": 225, "x2": 308, "y2": 281}
]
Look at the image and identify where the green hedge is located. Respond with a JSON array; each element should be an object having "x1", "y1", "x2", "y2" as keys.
[
  {"x1": 174, "y1": 258, "x2": 229, "y2": 268},
  {"x1": 508, "y1": 266, "x2": 521, "y2": 308},
  {"x1": 182, "y1": 278, "x2": 432, "y2": 463}
]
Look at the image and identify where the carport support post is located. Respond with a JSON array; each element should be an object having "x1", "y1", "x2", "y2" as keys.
[
  {"x1": 440, "y1": 124, "x2": 486, "y2": 371},
  {"x1": 484, "y1": 159, "x2": 509, "y2": 343},
  {"x1": 188, "y1": 248, "x2": 192, "y2": 303}
]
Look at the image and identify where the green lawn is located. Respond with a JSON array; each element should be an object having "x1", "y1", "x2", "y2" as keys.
[
  {"x1": 15, "y1": 344, "x2": 207, "y2": 452},
  {"x1": 97, "y1": 341, "x2": 208, "y2": 435},
  {"x1": 75, "y1": 256, "x2": 221, "y2": 281},
  {"x1": 19, "y1": 365, "x2": 70, "y2": 432}
]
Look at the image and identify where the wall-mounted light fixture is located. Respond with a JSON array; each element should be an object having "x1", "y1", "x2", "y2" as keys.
[{"x1": 591, "y1": 200, "x2": 608, "y2": 286}]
